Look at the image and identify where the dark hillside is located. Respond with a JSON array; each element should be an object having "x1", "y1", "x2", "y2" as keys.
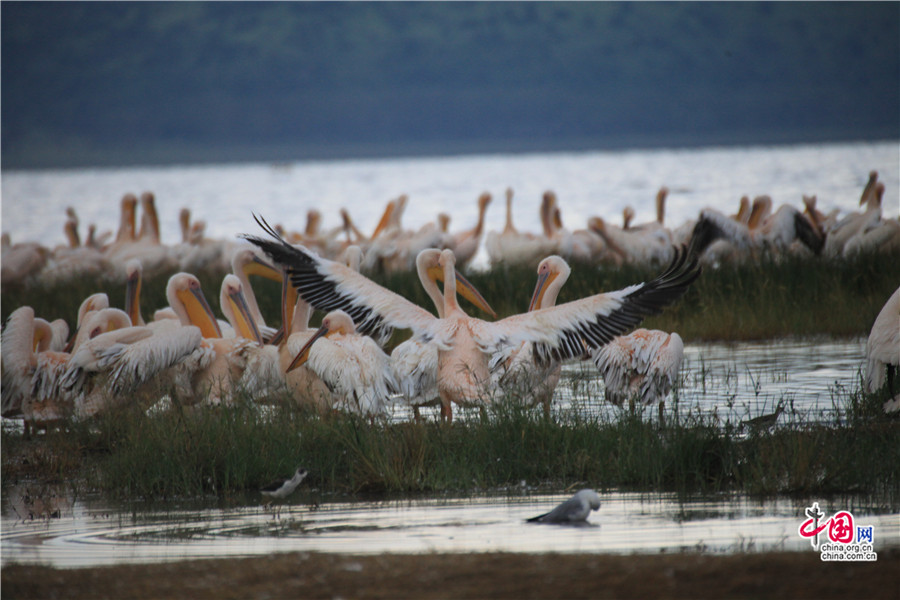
[{"x1": 2, "y1": 2, "x2": 898, "y2": 168}]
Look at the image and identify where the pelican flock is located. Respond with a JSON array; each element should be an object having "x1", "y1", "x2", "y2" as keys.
[
  {"x1": 243, "y1": 215, "x2": 700, "y2": 420},
  {"x1": 2, "y1": 169, "x2": 897, "y2": 427}
]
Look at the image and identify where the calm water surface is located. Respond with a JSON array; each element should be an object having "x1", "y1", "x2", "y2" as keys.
[
  {"x1": 3, "y1": 486, "x2": 897, "y2": 569},
  {"x1": 3, "y1": 339, "x2": 895, "y2": 569}
]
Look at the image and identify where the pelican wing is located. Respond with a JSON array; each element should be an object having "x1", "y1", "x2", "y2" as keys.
[
  {"x1": 64, "y1": 325, "x2": 202, "y2": 394},
  {"x1": 242, "y1": 216, "x2": 437, "y2": 345},
  {"x1": 1, "y1": 307, "x2": 36, "y2": 416},
  {"x1": 306, "y1": 336, "x2": 397, "y2": 416},
  {"x1": 475, "y1": 246, "x2": 700, "y2": 363},
  {"x1": 391, "y1": 337, "x2": 439, "y2": 405}
]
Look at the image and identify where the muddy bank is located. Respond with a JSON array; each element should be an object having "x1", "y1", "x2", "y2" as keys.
[{"x1": 4, "y1": 548, "x2": 898, "y2": 599}]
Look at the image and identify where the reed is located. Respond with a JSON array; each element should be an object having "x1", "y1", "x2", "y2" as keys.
[{"x1": 3, "y1": 250, "x2": 898, "y2": 341}]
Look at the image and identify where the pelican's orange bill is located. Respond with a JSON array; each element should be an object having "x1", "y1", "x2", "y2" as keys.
[{"x1": 286, "y1": 324, "x2": 329, "y2": 371}]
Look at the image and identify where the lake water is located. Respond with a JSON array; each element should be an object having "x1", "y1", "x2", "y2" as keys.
[
  {"x1": 4, "y1": 338, "x2": 895, "y2": 569},
  {"x1": 2, "y1": 141, "x2": 898, "y2": 269},
  {"x1": 3, "y1": 484, "x2": 898, "y2": 569}
]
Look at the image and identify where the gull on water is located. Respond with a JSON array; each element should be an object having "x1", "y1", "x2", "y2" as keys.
[{"x1": 527, "y1": 489, "x2": 602, "y2": 524}]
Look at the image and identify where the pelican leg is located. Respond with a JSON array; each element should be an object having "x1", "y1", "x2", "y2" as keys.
[{"x1": 440, "y1": 399, "x2": 453, "y2": 423}]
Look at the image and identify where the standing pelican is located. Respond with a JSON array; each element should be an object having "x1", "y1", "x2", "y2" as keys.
[
  {"x1": 245, "y1": 215, "x2": 700, "y2": 421},
  {"x1": 391, "y1": 248, "x2": 497, "y2": 418},
  {"x1": 288, "y1": 310, "x2": 397, "y2": 418},
  {"x1": 866, "y1": 286, "x2": 900, "y2": 413},
  {"x1": 593, "y1": 328, "x2": 684, "y2": 419},
  {"x1": 62, "y1": 310, "x2": 203, "y2": 418},
  {"x1": 165, "y1": 272, "x2": 259, "y2": 405},
  {"x1": 449, "y1": 191, "x2": 492, "y2": 270},
  {"x1": 491, "y1": 255, "x2": 570, "y2": 415},
  {"x1": 2, "y1": 307, "x2": 54, "y2": 418}
]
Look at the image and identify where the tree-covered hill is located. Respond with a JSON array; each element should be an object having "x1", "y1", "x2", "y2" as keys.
[{"x1": 2, "y1": 2, "x2": 898, "y2": 168}]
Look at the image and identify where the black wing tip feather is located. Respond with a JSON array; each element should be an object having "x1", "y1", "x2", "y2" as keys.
[{"x1": 549, "y1": 245, "x2": 700, "y2": 363}]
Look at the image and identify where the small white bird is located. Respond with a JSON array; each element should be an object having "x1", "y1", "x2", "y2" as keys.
[
  {"x1": 260, "y1": 467, "x2": 309, "y2": 505},
  {"x1": 526, "y1": 489, "x2": 602, "y2": 524}
]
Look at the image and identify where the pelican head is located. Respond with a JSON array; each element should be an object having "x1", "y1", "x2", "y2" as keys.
[
  {"x1": 179, "y1": 208, "x2": 192, "y2": 243},
  {"x1": 77, "y1": 293, "x2": 110, "y2": 328},
  {"x1": 340, "y1": 245, "x2": 364, "y2": 271},
  {"x1": 73, "y1": 308, "x2": 131, "y2": 349},
  {"x1": 437, "y1": 213, "x2": 451, "y2": 233},
  {"x1": 167, "y1": 273, "x2": 222, "y2": 338},
  {"x1": 477, "y1": 191, "x2": 492, "y2": 211},
  {"x1": 220, "y1": 274, "x2": 263, "y2": 344},
  {"x1": 623, "y1": 206, "x2": 635, "y2": 229},
  {"x1": 305, "y1": 209, "x2": 321, "y2": 237},
  {"x1": 232, "y1": 247, "x2": 282, "y2": 282},
  {"x1": 529, "y1": 256, "x2": 571, "y2": 311},
  {"x1": 587, "y1": 216, "x2": 605, "y2": 234},
  {"x1": 286, "y1": 310, "x2": 355, "y2": 371},
  {"x1": 426, "y1": 249, "x2": 496, "y2": 317}
]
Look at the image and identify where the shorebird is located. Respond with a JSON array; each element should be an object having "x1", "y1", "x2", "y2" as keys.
[
  {"x1": 527, "y1": 489, "x2": 602, "y2": 524},
  {"x1": 742, "y1": 403, "x2": 786, "y2": 433},
  {"x1": 260, "y1": 466, "x2": 309, "y2": 507}
]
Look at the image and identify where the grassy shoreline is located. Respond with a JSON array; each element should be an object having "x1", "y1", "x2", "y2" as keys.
[
  {"x1": 3, "y1": 383, "x2": 897, "y2": 506},
  {"x1": 3, "y1": 252, "x2": 898, "y2": 504}
]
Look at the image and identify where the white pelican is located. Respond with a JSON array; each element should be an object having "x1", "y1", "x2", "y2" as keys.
[
  {"x1": 105, "y1": 192, "x2": 176, "y2": 275},
  {"x1": 485, "y1": 188, "x2": 557, "y2": 268},
  {"x1": 62, "y1": 309, "x2": 203, "y2": 418},
  {"x1": 23, "y1": 308, "x2": 130, "y2": 426},
  {"x1": 687, "y1": 196, "x2": 823, "y2": 261},
  {"x1": 245, "y1": 216, "x2": 700, "y2": 420},
  {"x1": 526, "y1": 489, "x2": 602, "y2": 523},
  {"x1": 448, "y1": 191, "x2": 492, "y2": 270},
  {"x1": 13, "y1": 307, "x2": 188, "y2": 426},
  {"x1": 391, "y1": 248, "x2": 497, "y2": 418},
  {"x1": 230, "y1": 248, "x2": 283, "y2": 339},
  {"x1": 278, "y1": 286, "x2": 341, "y2": 411},
  {"x1": 490, "y1": 255, "x2": 569, "y2": 415},
  {"x1": 593, "y1": 328, "x2": 684, "y2": 417},
  {"x1": 165, "y1": 273, "x2": 222, "y2": 339},
  {"x1": 2, "y1": 306, "x2": 54, "y2": 418},
  {"x1": 588, "y1": 213, "x2": 674, "y2": 266},
  {"x1": 165, "y1": 272, "x2": 259, "y2": 405},
  {"x1": 866, "y1": 286, "x2": 900, "y2": 412},
  {"x1": 543, "y1": 192, "x2": 603, "y2": 264},
  {"x1": 287, "y1": 310, "x2": 398, "y2": 418},
  {"x1": 44, "y1": 318, "x2": 70, "y2": 352},
  {"x1": 824, "y1": 174, "x2": 884, "y2": 257}
]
